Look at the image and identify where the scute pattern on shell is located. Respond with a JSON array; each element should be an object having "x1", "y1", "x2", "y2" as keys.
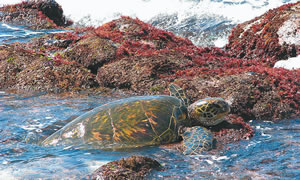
[{"x1": 42, "y1": 95, "x2": 189, "y2": 149}]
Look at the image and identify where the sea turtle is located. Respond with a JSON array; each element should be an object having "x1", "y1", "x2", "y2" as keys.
[{"x1": 38, "y1": 84, "x2": 230, "y2": 155}]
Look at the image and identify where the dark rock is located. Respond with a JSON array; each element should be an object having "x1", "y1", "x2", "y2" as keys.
[
  {"x1": 91, "y1": 155, "x2": 161, "y2": 180},
  {"x1": 0, "y1": 0, "x2": 72, "y2": 29},
  {"x1": 36, "y1": 0, "x2": 69, "y2": 27}
]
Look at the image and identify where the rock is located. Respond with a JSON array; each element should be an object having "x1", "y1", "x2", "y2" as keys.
[
  {"x1": 0, "y1": 44, "x2": 98, "y2": 92},
  {"x1": 0, "y1": 44, "x2": 39, "y2": 88},
  {"x1": 0, "y1": 0, "x2": 72, "y2": 29},
  {"x1": 0, "y1": 6, "x2": 298, "y2": 146},
  {"x1": 93, "y1": 17, "x2": 299, "y2": 122},
  {"x1": 96, "y1": 52, "x2": 190, "y2": 93},
  {"x1": 14, "y1": 59, "x2": 98, "y2": 93},
  {"x1": 225, "y1": 2, "x2": 300, "y2": 65},
  {"x1": 90, "y1": 156, "x2": 161, "y2": 180},
  {"x1": 64, "y1": 35, "x2": 117, "y2": 74}
]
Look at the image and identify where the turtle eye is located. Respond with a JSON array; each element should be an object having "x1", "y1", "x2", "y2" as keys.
[{"x1": 178, "y1": 126, "x2": 186, "y2": 135}]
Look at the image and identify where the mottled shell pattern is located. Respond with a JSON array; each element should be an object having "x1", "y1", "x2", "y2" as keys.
[
  {"x1": 42, "y1": 95, "x2": 190, "y2": 149},
  {"x1": 41, "y1": 84, "x2": 230, "y2": 155},
  {"x1": 188, "y1": 97, "x2": 230, "y2": 126}
]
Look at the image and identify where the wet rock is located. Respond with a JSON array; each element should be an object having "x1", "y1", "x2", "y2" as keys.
[
  {"x1": 96, "y1": 52, "x2": 190, "y2": 93},
  {"x1": 225, "y1": 2, "x2": 300, "y2": 65},
  {"x1": 0, "y1": 0, "x2": 72, "y2": 29},
  {"x1": 64, "y1": 35, "x2": 117, "y2": 74},
  {"x1": 91, "y1": 155, "x2": 161, "y2": 180},
  {"x1": 0, "y1": 44, "x2": 98, "y2": 92},
  {"x1": 0, "y1": 44, "x2": 40, "y2": 88},
  {"x1": 13, "y1": 58, "x2": 98, "y2": 92},
  {"x1": 0, "y1": 4, "x2": 298, "y2": 149},
  {"x1": 177, "y1": 72, "x2": 299, "y2": 121}
]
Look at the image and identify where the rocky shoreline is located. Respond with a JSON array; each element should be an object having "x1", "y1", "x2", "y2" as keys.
[{"x1": 1, "y1": 0, "x2": 299, "y2": 179}]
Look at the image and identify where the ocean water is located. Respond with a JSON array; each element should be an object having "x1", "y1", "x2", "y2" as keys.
[
  {"x1": 0, "y1": 91, "x2": 299, "y2": 179},
  {"x1": 1, "y1": 0, "x2": 300, "y2": 47},
  {"x1": 0, "y1": 0, "x2": 300, "y2": 179},
  {"x1": 0, "y1": 22, "x2": 67, "y2": 44}
]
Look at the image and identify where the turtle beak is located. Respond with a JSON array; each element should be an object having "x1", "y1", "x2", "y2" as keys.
[
  {"x1": 214, "y1": 100, "x2": 230, "y2": 121},
  {"x1": 214, "y1": 99, "x2": 230, "y2": 114},
  {"x1": 221, "y1": 101, "x2": 230, "y2": 114}
]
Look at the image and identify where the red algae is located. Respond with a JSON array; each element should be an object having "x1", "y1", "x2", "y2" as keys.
[
  {"x1": 93, "y1": 16, "x2": 195, "y2": 59},
  {"x1": 0, "y1": 0, "x2": 72, "y2": 29},
  {"x1": 225, "y1": 2, "x2": 300, "y2": 64},
  {"x1": 90, "y1": 155, "x2": 161, "y2": 180},
  {"x1": 92, "y1": 16, "x2": 299, "y2": 123},
  {"x1": 0, "y1": 2, "x2": 299, "y2": 147}
]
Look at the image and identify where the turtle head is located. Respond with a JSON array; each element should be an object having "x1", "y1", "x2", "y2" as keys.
[{"x1": 187, "y1": 97, "x2": 230, "y2": 126}]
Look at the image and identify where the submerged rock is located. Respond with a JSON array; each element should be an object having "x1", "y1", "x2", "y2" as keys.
[{"x1": 90, "y1": 156, "x2": 161, "y2": 180}]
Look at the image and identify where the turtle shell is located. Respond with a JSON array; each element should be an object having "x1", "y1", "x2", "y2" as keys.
[{"x1": 41, "y1": 95, "x2": 189, "y2": 150}]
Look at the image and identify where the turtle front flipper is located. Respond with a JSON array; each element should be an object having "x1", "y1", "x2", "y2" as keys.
[
  {"x1": 169, "y1": 84, "x2": 190, "y2": 107},
  {"x1": 181, "y1": 126, "x2": 214, "y2": 155}
]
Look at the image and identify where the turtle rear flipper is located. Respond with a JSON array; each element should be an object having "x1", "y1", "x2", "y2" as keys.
[
  {"x1": 169, "y1": 84, "x2": 190, "y2": 107},
  {"x1": 181, "y1": 126, "x2": 214, "y2": 155}
]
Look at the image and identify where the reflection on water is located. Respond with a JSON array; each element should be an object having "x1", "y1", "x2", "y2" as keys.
[
  {"x1": 0, "y1": 22, "x2": 68, "y2": 44},
  {"x1": 0, "y1": 91, "x2": 299, "y2": 179}
]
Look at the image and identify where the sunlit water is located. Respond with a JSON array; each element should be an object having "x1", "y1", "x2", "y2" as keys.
[
  {"x1": 0, "y1": 91, "x2": 299, "y2": 179},
  {"x1": 0, "y1": 22, "x2": 67, "y2": 44},
  {"x1": 0, "y1": 0, "x2": 299, "y2": 179},
  {"x1": 1, "y1": 0, "x2": 299, "y2": 47}
]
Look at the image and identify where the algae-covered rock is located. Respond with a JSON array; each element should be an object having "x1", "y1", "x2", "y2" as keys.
[
  {"x1": 91, "y1": 156, "x2": 161, "y2": 180},
  {"x1": 0, "y1": 0, "x2": 72, "y2": 29},
  {"x1": 0, "y1": 44, "x2": 98, "y2": 92},
  {"x1": 225, "y1": 2, "x2": 300, "y2": 65},
  {"x1": 0, "y1": 1, "x2": 298, "y2": 140},
  {"x1": 13, "y1": 59, "x2": 98, "y2": 92},
  {"x1": 0, "y1": 44, "x2": 41, "y2": 88},
  {"x1": 96, "y1": 52, "x2": 190, "y2": 93},
  {"x1": 64, "y1": 36, "x2": 117, "y2": 74}
]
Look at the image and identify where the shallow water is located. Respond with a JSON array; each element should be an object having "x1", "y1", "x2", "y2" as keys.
[
  {"x1": 0, "y1": 91, "x2": 299, "y2": 179},
  {"x1": 0, "y1": 22, "x2": 67, "y2": 44},
  {"x1": 0, "y1": 0, "x2": 299, "y2": 178},
  {"x1": 1, "y1": 0, "x2": 299, "y2": 47}
]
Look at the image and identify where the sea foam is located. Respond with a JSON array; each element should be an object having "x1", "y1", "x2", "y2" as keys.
[
  {"x1": 1, "y1": 0, "x2": 298, "y2": 26},
  {"x1": 274, "y1": 55, "x2": 300, "y2": 70}
]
